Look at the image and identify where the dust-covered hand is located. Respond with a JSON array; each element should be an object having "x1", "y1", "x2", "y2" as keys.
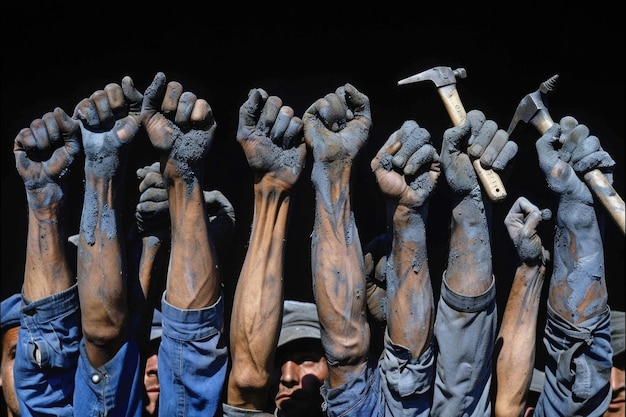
[
  {"x1": 141, "y1": 72, "x2": 217, "y2": 180},
  {"x1": 203, "y1": 189, "x2": 236, "y2": 254},
  {"x1": 371, "y1": 120, "x2": 440, "y2": 210},
  {"x1": 441, "y1": 110, "x2": 517, "y2": 198},
  {"x1": 504, "y1": 196, "x2": 551, "y2": 266},
  {"x1": 536, "y1": 116, "x2": 615, "y2": 198},
  {"x1": 74, "y1": 76, "x2": 143, "y2": 173},
  {"x1": 236, "y1": 87, "x2": 306, "y2": 189},
  {"x1": 135, "y1": 161, "x2": 169, "y2": 235},
  {"x1": 303, "y1": 83, "x2": 372, "y2": 185},
  {"x1": 14, "y1": 108, "x2": 82, "y2": 208}
]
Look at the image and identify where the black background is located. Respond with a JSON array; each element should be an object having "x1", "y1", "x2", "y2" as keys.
[{"x1": 2, "y1": 3, "x2": 624, "y2": 325}]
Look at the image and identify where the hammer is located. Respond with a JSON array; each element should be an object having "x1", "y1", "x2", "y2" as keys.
[
  {"x1": 507, "y1": 75, "x2": 625, "y2": 236},
  {"x1": 398, "y1": 66, "x2": 507, "y2": 202}
]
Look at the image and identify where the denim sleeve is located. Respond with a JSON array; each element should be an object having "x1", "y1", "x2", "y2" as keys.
[
  {"x1": 431, "y1": 272, "x2": 496, "y2": 417},
  {"x1": 158, "y1": 292, "x2": 229, "y2": 417},
  {"x1": 15, "y1": 284, "x2": 81, "y2": 417},
  {"x1": 533, "y1": 303, "x2": 612, "y2": 417}
]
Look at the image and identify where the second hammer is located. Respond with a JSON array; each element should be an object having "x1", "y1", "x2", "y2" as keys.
[{"x1": 398, "y1": 66, "x2": 507, "y2": 202}]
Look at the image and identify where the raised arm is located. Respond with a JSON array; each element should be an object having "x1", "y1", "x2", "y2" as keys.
[
  {"x1": 370, "y1": 120, "x2": 440, "y2": 357},
  {"x1": 141, "y1": 72, "x2": 227, "y2": 416},
  {"x1": 495, "y1": 196, "x2": 551, "y2": 417},
  {"x1": 302, "y1": 83, "x2": 372, "y2": 388},
  {"x1": 532, "y1": 116, "x2": 612, "y2": 416},
  {"x1": 15, "y1": 108, "x2": 80, "y2": 306},
  {"x1": 436, "y1": 109, "x2": 517, "y2": 416},
  {"x1": 13, "y1": 107, "x2": 82, "y2": 415},
  {"x1": 225, "y1": 88, "x2": 306, "y2": 412},
  {"x1": 74, "y1": 76, "x2": 143, "y2": 368}
]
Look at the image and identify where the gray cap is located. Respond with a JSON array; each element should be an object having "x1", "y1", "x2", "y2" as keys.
[
  {"x1": 611, "y1": 310, "x2": 625, "y2": 357},
  {"x1": 150, "y1": 309, "x2": 163, "y2": 342},
  {"x1": 277, "y1": 300, "x2": 321, "y2": 348},
  {"x1": 531, "y1": 309, "x2": 625, "y2": 393},
  {"x1": 1, "y1": 294, "x2": 21, "y2": 333}
]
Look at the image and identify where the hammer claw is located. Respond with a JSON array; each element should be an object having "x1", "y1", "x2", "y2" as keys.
[{"x1": 508, "y1": 75, "x2": 625, "y2": 236}]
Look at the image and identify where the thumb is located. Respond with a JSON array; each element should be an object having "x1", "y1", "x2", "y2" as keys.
[
  {"x1": 122, "y1": 75, "x2": 144, "y2": 115},
  {"x1": 141, "y1": 72, "x2": 167, "y2": 121}
]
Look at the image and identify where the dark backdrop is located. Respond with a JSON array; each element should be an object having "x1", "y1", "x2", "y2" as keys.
[{"x1": 2, "y1": 3, "x2": 624, "y2": 327}]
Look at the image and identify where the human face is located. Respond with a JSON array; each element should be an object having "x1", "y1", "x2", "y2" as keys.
[
  {"x1": 273, "y1": 339, "x2": 329, "y2": 417},
  {"x1": 604, "y1": 353, "x2": 625, "y2": 417},
  {"x1": 143, "y1": 348, "x2": 160, "y2": 416},
  {"x1": 1, "y1": 327, "x2": 20, "y2": 417}
]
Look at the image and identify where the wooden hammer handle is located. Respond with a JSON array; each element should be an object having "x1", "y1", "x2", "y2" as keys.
[
  {"x1": 438, "y1": 86, "x2": 507, "y2": 202},
  {"x1": 534, "y1": 115, "x2": 625, "y2": 236},
  {"x1": 583, "y1": 170, "x2": 625, "y2": 235}
]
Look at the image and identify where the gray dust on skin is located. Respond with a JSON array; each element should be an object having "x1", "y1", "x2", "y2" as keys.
[
  {"x1": 553, "y1": 199, "x2": 605, "y2": 322},
  {"x1": 169, "y1": 130, "x2": 210, "y2": 193},
  {"x1": 80, "y1": 137, "x2": 125, "y2": 245}
]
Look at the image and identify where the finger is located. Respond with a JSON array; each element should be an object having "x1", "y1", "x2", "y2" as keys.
[
  {"x1": 121, "y1": 75, "x2": 143, "y2": 113},
  {"x1": 270, "y1": 106, "x2": 294, "y2": 144},
  {"x1": 30, "y1": 117, "x2": 51, "y2": 153},
  {"x1": 142, "y1": 72, "x2": 167, "y2": 115},
  {"x1": 136, "y1": 161, "x2": 161, "y2": 179},
  {"x1": 535, "y1": 123, "x2": 561, "y2": 156},
  {"x1": 14, "y1": 124, "x2": 39, "y2": 153},
  {"x1": 136, "y1": 200, "x2": 170, "y2": 217},
  {"x1": 560, "y1": 123, "x2": 589, "y2": 162},
  {"x1": 73, "y1": 98, "x2": 100, "y2": 128},
  {"x1": 389, "y1": 121, "x2": 421, "y2": 167},
  {"x1": 558, "y1": 115, "x2": 579, "y2": 140},
  {"x1": 162, "y1": 80, "x2": 183, "y2": 119},
  {"x1": 91, "y1": 89, "x2": 114, "y2": 129},
  {"x1": 302, "y1": 98, "x2": 330, "y2": 148},
  {"x1": 570, "y1": 135, "x2": 601, "y2": 164},
  {"x1": 139, "y1": 187, "x2": 168, "y2": 204},
  {"x1": 478, "y1": 128, "x2": 509, "y2": 167},
  {"x1": 466, "y1": 110, "x2": 486, "y2": 146},
  {"x1": 139, "y1": 170, "x2": 166, "y2": 193},
  {"x1": 175, "y1": 91, "x2": 197, "y2": 130},
  {"x1": 191, "y1": 99, "x2": 214, "y2": 130},
  {"x1": 491, "y1": 140, "x2": 518, "y2": 171},
  {"x1": 441, "y1": 122, "x2": 471, "y2": 154},
  {"x1": 468, "y1": 119, "x2": 498, "y2": 158},
  {"x1": 282, "y1": 116, "x2": 303, "y2": 149},
  {"x1": 343, "y1": 83, "x2": 371, "y2": 122},
  {"x1": 257, "y1": 95, "x2": 282, "y2": 137},
  {"x1": 104, "y1": 82, "x2": 125, "y2": 116},
  {"x1": 49, "y1": 108, "x2": 81, "y2": 177},
  {"x1": 405, "y1": 144, "x2": 439, "y2": 176},
  {"x1": 42, "y1": 111, "x2": 62, "y2": 145},
  {"x1": 320, "y1": 93, "x2": 346, "y2": 132},
  {"x1": 54, "y1": 107, "x2": 81, "y2": 146},
  {"x1": 238, "y1": 88, "x2": 267, "y2": 131}
]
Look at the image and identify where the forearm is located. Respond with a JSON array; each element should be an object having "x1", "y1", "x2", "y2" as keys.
[
  {"x1": 23, "y1": 186, "x2": 74, "y2": 301},
  {"x1": 550, "y1": 194, "x2": 606, "y2": 324},
  {"x1": 78, "y1": 172, "x2": 128, "y2": 366},
  {"x1": 386, "y1": 204, "x2": 434, "y2": 357},
  {"x1": 312, "y1": 166, "x2": 368, "y2": 384},
  {"x1": 446, "y1": 193, "x2": 492, "y2": 295},
  {"x1": 166, "y1": 175, "x2": 220, "y2": 309},
  {"x1": 227, "y1": 183, "x2": 291, "y2": 408},
  {"x1": 495, "y1": 263, "x2": 545, "y2": 417}
]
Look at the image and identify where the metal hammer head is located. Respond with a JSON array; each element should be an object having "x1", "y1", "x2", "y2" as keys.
[
  {"x1": 507, "y1": 74, "x2": 559, "y2": 136},
  {"x1": 398, "y1": 66, "x2": 467, "y2": 88}
]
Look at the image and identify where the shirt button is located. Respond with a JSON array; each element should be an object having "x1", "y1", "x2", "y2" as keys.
[{"x1": 91, "y1": 374, "x2": 101, "y2": 384}]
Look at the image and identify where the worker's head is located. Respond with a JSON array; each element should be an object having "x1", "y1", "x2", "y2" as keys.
[
  {"x1": 1, "y1": 294, "x2": 22, "y2": 417},
  {"x1": 143, "y1": 309, "x2": 162, "y2": 417},
  {"x1": 271, "y1": 300, "x2": 328, "y2": 417}
]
